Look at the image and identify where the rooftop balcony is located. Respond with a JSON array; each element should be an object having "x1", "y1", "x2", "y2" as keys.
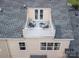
[{"x1": 23, "y1": 20, "x2": 55, "y2": 38}]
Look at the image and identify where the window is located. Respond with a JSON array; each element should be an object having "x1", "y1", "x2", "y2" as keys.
[
  {"x1": 35, "y1": 9, "x2": 43, "y2": 20},
  {"x1": 41, "y1": 42, "x2": 46, "y2": 50},
  {"x1": 41, "y1": 42, "x2": 53, "y2": 50},
  {"x1": 35, "y1": 9, "x2": 38, "y2": 19},
  {"x1": 54, "y1": 43, "x2": 60, "y2": 50},
  {"x1": 47, "y1": 43, "x2": 53, "y2": 50},
  {"x1": 40, "y1": 10, "x2": 43, "y2": 19},
  {"x1": 19, "y1": 42, "x2": 26, "y2": 50},
  {"x1": 40, "y1": 42, "x2": 60, "y2": 50}
]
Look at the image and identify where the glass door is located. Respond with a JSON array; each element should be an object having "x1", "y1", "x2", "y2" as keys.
[{"x1": 34, "y1": 9, "x2": 43, "y2": 28}]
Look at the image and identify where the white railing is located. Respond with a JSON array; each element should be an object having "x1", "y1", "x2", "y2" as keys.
[{"x1": 26, "y1": 20, "x2": 51, "y2": 29}]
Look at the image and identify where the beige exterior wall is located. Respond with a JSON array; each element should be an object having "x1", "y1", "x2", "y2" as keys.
[
  {"x1": 27, "y1": 8, "x2": 35, "y2": 20},
  {"x1": 7, "y1": 38, "x2": 71, "y2": 58},
  {"x1": 0, "y1": 40, "x2": 10, "y2": 58},
  {"x1": 43, "y1": 8, "x2": 51, "y2": 21},
  {"x1": 27, "y1": 8, "x2": 51, "y2": 21}
]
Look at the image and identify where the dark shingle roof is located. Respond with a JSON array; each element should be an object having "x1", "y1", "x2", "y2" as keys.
[{"x1": 0, "y1": 0, "x2": 73, "y2": 39}]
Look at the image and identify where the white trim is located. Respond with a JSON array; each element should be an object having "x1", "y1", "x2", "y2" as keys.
[{"x1": 0, "y1": 38, "x2": 74, "y2": 41}]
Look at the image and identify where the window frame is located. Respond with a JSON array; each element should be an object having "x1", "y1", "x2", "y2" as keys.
[
  {"x1": 47, "y1": 43, "x2": 53, "y2": 50},
  {"x1": 40, "y1": 42, "x2": 53, "y2": 50},
  {"x1": 34, "y1": 9, "x2": 43, "y2": 20},
  {"x1": 41, "y1": 42, "x2": 47, "y2": 50},
  {"x1": 40, "y1": 42, "x2": 60, "y2": 50},
  {"x1": 40, "y1": 9, "x2": 43, "y2": 19},
  {"x1": 54, "y1": 43, "x2": 60, "y2": 50},
  {"x1": 35, "y1": 9, "x2": 38, "y2": 19}
]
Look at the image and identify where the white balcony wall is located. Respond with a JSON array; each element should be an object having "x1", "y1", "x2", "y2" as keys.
[{"x1": 23, "y1": 28, "x2": 55, "y2": 38}]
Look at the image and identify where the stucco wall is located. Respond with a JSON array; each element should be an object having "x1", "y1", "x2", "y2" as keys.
[{"x1": 7, "y1": 38, "x2": 71, "y2": 58}]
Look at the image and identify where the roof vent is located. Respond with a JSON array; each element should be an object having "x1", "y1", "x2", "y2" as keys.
[
  {"x1": 23, "y1": 4, "x2": 27, "y2": 8},
  {"x1": 0, "y1": 8, "x2": 3, "y2": 12}
]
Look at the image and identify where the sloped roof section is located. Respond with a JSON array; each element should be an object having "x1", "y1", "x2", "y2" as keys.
[{"x1": 0, "y1": 0, "x2": 74, "y2": 39}]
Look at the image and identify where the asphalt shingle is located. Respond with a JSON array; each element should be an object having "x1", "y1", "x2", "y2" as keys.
[{"x1": 0, "y1": 0, "x2": 73, "y2": 39}]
